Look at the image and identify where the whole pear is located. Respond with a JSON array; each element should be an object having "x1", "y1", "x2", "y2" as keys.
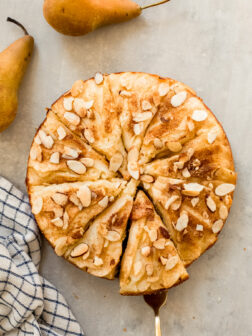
[
  {"x1": 43, "y1": 0, "x2": 170, "y2": 36},
  {"x1": 0, "y1": 18, "x2": 34, "y2": 133}
]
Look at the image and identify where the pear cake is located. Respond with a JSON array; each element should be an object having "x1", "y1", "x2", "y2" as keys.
[{"x1": 27, "y1": 72, "x2": 237, "y2": 295}]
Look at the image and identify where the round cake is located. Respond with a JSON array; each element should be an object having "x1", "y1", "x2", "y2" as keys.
[{"x1": 26, "y1": 72, "x2": 237, "y2": 295}]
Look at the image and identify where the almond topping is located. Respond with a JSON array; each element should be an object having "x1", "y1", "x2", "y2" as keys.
[
  {"x1": 63, "y1": 211, "x2": 69, "y2": 230},
  {"x1": 187, "y1": 120, "x2": 195, "y2": 131},
  {"x1": 71, "y1": 80, "x2": 84, "y2": 97},
  {"x1": 32, "y1": 196, "x2": 43, "y2": 215},
  {"x1": 54, "y1": 237, "x2": 67, "y2": 256},
  {"x1": 67, "y1": 160, "x2": 86, "y2": 174},
  {"x1": 153, "y1": 138, "x2": 163, "y2": 149},
  {"x1": 174, "y1": 161, "x2": 184, "y2": 170},
  {"x1": 206, "y1": 196, "x2": 216, "y2": 212},
  {"x1": 51, "y1": 217, "x2": 63, "y2": 228},
  {"x1": 171, "y1": 198, "x2": 181, "y2": 211},
  {"x1": 71, "y1": 243, "x2": 89, "y2": 258},
  {"x1": 160, "y1": 256, "x2": 168, "y2": 266},
  {"x1": 141, "y1": 100, "x2": 152, "y2": 111},
  {"x1": 212, "y1": 219, "x2": 224, "y2": 233},
  {"x1": 133, "y1": 123, "x2": 143, "y2": 135},
  {"x1": 106, "y1": 230, "x2": 120, "y2": 242},
  {"x1": 165, "y1": 255, "x2": 179, "y2": 271},
  {"x1": 208, "y1": 129, "x2": 218, "y2": 144},
  {"x1": 145, "y1": 264, "x2": 154, "y2": 276},
  {"x1": 133, "y1": 261, "x2": 142, "y2": 276},
  {"x1": 184, "y1": 183, "x2": 204, "y2": 193},
  {"x1": 191, "y1": 197, "x2": 199, "y2": 207},
  {"x1": 119, "y1": 90, "x2": 132, "y2": 97},
  {"x1": 57, "y1": 126, "x2": 67, "y2": 140},
  {"x1": 63, "y1": 97, "x2": 74, "y2": 111},
  {"x1": 77, "y1": 186, "x2": 91, "y2": 207},
  {"x1": 93, "y1": 256, "x2": 103, "y2": 266},
  {"x1": 80, "y1": 157, "x2": 94, "y2": 168},
  {"x1": 153, "y1": 238, "x2": 166, "y2": 250},
  {"x1": 63, "y1": 146, "x2": 80, "y2": 159},
  {"x1": 128, "y1": 162, "x2": 140, "y2": 180},
  {"x1": 149, "y1": 229, "x2": 158, "y2": 242},
  {"x1": 94, "y1": 72, "x2": 104, "y2": 85},
  {"x1": 73, "y1": 98, "x2": 87, "y2": 117},
  {"x1": 182, "y1": 167, "x2": 191, "y2": 178},
  {"x1": 196, "y1": 224, "x2": 203, "y2": 231},
  {"x1": 83, "y1": 128, "x2": 95, "y2": 143},
  {"x1": 109, "y1": 196, "x2": 115, "y2": 202},
  {"x1": 192, "y1": 109, "x2": 208, "y2": 122},
  {"x1": 49, "y1": 152, "x2": 60, "y2": 164},
  {"x1": 64, "y1": 112, "x2": 80, "y2": 125},
  {"x1": 133, "y1": 112, "x2": 152, "y2": 122},
  {"x1": 158, "y1": 83, "x2": 170, "y2": 97},
  {"x1": 109, "y1": 152, "x2": 123, "y2": 172},
  {"x1": 176, "y1": 212, "x2": 189, "y2": 231},
  {"x1": 141, "y1": 246, "x2": 151, "y2": 257},
  {"x1": 140, "y1": 175, "x2": 154, "y2": 183},
  {"x1": 167, "y1": 141, "x2": 182, "y2": 152},
  {"x1": 165, "y1": 195, "x2": 179, "y2": 210},
  {"x1": 219, "y1": 204, "x2": 228, "y2": 219},
  {"x1": 38, "y1": 130, "x2": 54, "y2": 149},
  {"x1": 34, "y1": 135, "x2": 42, "y2": 145},
  {"x1": 171, "y1": 91, "x2": 187, "y2": 107},
  {"x1": 52, "y1": 193, "x2": 68, "y2": 206},
  {"x1": 69, "y1": 193, "x2": 83, "y2": 210},
  {"x1": 98, "y1": 196, "x2": 109, "y2": 208},
  {"x1": 215, "y1": 183, "x2": 235, "y2": 196}
]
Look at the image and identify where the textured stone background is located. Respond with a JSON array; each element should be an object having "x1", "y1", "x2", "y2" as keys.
[{"x1": 0, "y1": 0, "x2": 251, "y2": 335}]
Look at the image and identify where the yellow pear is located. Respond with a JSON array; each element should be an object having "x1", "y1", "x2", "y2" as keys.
[
  {"x1": 0, "y1": 18, "x2": 34, "y2": 133},
  {"x1": 43, "y1": 0, "x2": 170, "y2": 36}
]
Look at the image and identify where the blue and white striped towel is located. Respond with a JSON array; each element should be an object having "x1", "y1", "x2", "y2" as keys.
[{"x1": 0, "y1": 177, "x2": 85, "y2": 336}]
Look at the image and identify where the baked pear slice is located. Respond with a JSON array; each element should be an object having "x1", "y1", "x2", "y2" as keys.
[
  {"x1": 66, "y1": 179, "x2": 138, "y2": 279},
  {"x1": 51, "y1": 75, "x2": 129, "y2": 179},
  {"x1": 29, "y1": 179, "x2": 126, "y2": 256},
  {"x1": 27, "y1": 110, "x2": 115, "y2": 186},
  {"x1": 120, "y1": 191, "x2": 188, "y2": 295},
  {"x1": 145, "y1": 176, "x2": 236, "y2": 266}
]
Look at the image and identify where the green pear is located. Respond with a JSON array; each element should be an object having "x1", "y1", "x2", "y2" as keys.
[
  {"x1": 0, "y1": 18, "x2": 34, "y2": 133},
  {"x1": 43, "y1": 0, "x2": 170, "y2": 36}
]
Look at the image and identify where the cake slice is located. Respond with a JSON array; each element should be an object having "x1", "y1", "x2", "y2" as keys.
[
  {"x1": 120, "y1": 191, "x2": 188, "y2": 295},
  {"x1": 51, "y1": 75, "x2": 129, "y2": 179},
  {"x1": 66, "y1": 179, "x2": 138, "y2": 279},
  {"x1": 29, "y1": 179, "x2": 126, "y2": 256},
  {"x1": 27, "y1": 110, "x2": 115, "y2": 186}
]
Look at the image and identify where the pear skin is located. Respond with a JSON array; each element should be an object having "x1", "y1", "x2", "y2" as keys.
[
  {"x1": 0, "y1": 18, "x2": 34, "y2": 133},
  {"x1": 43, "y1": 0, "x2": 142, "y2": 36}
]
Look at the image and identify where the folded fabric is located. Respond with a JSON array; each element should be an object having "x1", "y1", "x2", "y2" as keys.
[{"x1": 0, "y1": 177, "x2": 85, "y2": 336}]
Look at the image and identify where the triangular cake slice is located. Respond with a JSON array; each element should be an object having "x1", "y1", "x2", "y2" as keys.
[
  {"x1": 66, "y1": 179, "x2": 138, "y2": 279},
  {"x1": 145, "y1": 176, "x2": 236, "y2": 266},
  {"x1": 120, "y1": 191, "x2": 188, "y2": 295},
  {"x1": 51, "y1": 75, "x2": 129, "y2": 179},
  {"x1": 29, "y1": 179, "x2": 126, "y2": 256},
  {"x1": 27, "y1": 110, "x2": 115, "y2": 186}
]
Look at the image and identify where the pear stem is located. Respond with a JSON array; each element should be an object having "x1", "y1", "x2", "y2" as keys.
[
  {"x1": 7, "y1": 17, "x2": 29, "y2": 35},
  {"x1": 141, "y1": 0, "x2": 171, "y2": 10}
]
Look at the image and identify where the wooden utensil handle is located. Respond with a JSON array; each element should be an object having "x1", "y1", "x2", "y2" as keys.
[{"x1": 155, "y1": 315, "x2": 162, "y2": 336}]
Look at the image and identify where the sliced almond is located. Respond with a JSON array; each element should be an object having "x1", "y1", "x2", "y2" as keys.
[
  {"x1": 187, "y1": 120, "x2": 195, "y2": 131},
  {"x1": 51, "y1": 217, "x2": 64, "y2": 228},
  {"x1": 141, "y1": 100, "x2": 152, "y2": 111},
  {"x1": 160, "y1": 256, "x2": 168, "y2": 266},
  {"x1": 140, "y1": 174, "x2": 154, "y2": 183},
  {"x1": 71, "y1": 243, "x2": 89, "y2": 258},
  {"x1": 128, "y1": 162, "x2": 140, "y2": 180},
  {"x1": 109, "y1": 152, "x2": 123, "y2": 172},
  {"x1": 215, "y1": 183, "x2": 235, "y2": 196},
  {"x1": 30, "y1": 146, "x2": 42, "y2": 162},
  {"x1": 32, "y1": 196, "x2": 43, "y2": 215},
  {"x1": 133, "y1": 112, "x2": 152, "y2": 122},
  {"x1": 63, "y1": 97, "x2": 74, "y2": 111},
  {"x1": 219, "y1": 204, "x2": 228, "y2": 220},
  {"x1": 83, "y1": 128, "x2": 95, "y2": 144},
  {"x1": 153, "y1": 138, "x2": 163, "y2": 149},
  {"x1": 133, "y1": 261, "x2": 142, "y2": 276},
  {"x1": 67, "y1": 160, "x2": 86, "y2": 174},
  {"x1": 63, "y1": 211, "x2": 69, "y2": 230},
  {"x1": 145, "y1": 264, "x2": 154, "y2": 277},
  {"x1": 73, "y1": 98, "x2": 87, "y2": 117},
  {"x1": 38, "y1": 130, "x2": 54, "y2": 149},
  {"x1": 98, "y1": 196, "x2": 109, "y2": 208},
  {"x1": 54, "y1": 207, "x2": 63, "y2": 218},
  {"x1": 80, "y1": 157, "x2": 94, "y2": 168},
  {"x1": 148, "y1": 229, "x2": 158, "y2": 242},
  {"x1": 167, "y1": 141, "x2": 182, "y2": 152},
  {"x1": 191, "y1": 197, "x2": 199, "y2": 207},
  {"x1": 206, "y1": 196, "x2": 216, "y2": 212},
  {"x1": 158, "y1": 83, "x2": 170, "y2": 97},
  {"x1": 133, "y1": 123, "x2": 143, "y2": 135},
  {"x1": 165, "y1": 195, "x2": 179, "y2": 210},
  {"x1": 77, "y1": 186, "x2": 91, "y2": 207},
  {"x1": 57, "y1": 126, "x2": 67, "y2": 140},
  {"x1": 119, "y1": 90, "x2": 132, "y2": 97},
  {"x1": 109, "y1": 196, "x2": 115, "y2": 202},
  {"x1": 175, "y1": 212, "x2": 189, "y2": 231},
  {"x1": 165, "y1": 255, "x2": 179, "y2": 271},
  {"x1": 171, "y1": 91, "x2": 187, "y2": 107},
  {"x1": 106, "y1": 230, "x2": 120, "y2": 242},
  {"x1": 182, "y1": 167, "x2": 191, "y2": 178},
  {"x1": 184, "y1": 183, "x2": 204, "y2": 193},
  {"x1": 69, "y1": 193, "x2": 83, "y2": 210},
  {"x1": 64, "y1": 112, "x2": 80, "y2": 125},
  {"x1": 49, "y1": 152, "x2": 60, "y2": 164},
  {"x1": 55, "y1": 237, "x2": 67, "y2": 256},
  {"x1": 63, "y1": 146, "x2": 80, "y2": 159},
  {"x1": 93, "y1": 256, "x2": 103, "y2": 266},
  {"x1": 94, "y1": 72, "x2": 104, "y2": 85},
  {"x1": 208, "y1": 129, "x2": 218, "y2": 144},
  {"x1": 212, "y1": 219, "x2": 224, "y2": 233},
  {"x1": 171, "y1": 198, "x2": 181, "y2": 211},
  {"x1": 52, "y1": 192, "x2": 68, "y2": 206},
  {"x1": 71, "y1": 80, "x2": 84, "y2": 97},
  {"x1": 34, "y1": 135, "x2": 42, "y2": 145},
  {"x1": 153, "y1": 238, "x2": 166, "y2": 250},
  {"x1": 192, "y1": 109, "x2": 208, "y2": 122},
  {"x1": 196, "y1": 224, "x2": 203, "y2": 231},
  {"x1": 141, "y1": 246, "x2": 151, "y2": 257}
]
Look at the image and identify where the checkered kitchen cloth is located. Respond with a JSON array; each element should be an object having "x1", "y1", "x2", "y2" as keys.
[{"x1": 0, "y1": 177, "x2": 85, "y2": 336}]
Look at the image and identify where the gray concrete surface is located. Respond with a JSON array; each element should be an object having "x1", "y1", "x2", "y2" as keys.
[{"x1": 0, "y1": 0, "x2": 251, "y2": 335}]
